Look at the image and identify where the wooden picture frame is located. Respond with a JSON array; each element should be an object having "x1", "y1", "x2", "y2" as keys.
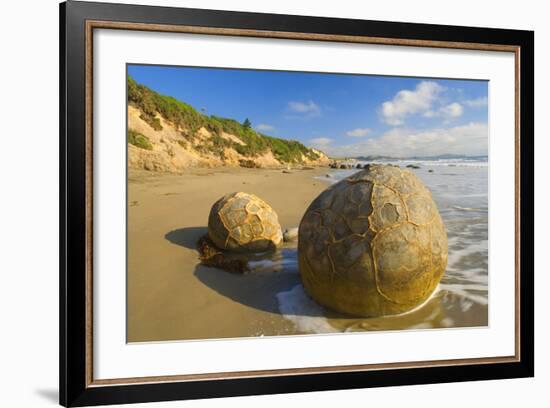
[{"x1": 60, "y1": 1, "x2": 534, "y2": 406}]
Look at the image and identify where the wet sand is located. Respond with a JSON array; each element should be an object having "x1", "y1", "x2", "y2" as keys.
[{"x1": 127, "y1": 167, "x2": 327, "y2": 342}]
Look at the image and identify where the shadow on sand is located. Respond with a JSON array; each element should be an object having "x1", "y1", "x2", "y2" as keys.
[
  {"x1": 165, "y1": 226, "x2": 328, "y2": 318},
  {"x1": 165, "y1": 226, "x2": 207, "y2": 250},
  {"x1": 192, "y1": 262, "x2": 307, "y2": 315}
]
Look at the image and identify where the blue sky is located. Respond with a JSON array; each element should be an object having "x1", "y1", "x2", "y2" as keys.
[{"x1": 128, "y1": 64, "x2": 488, "y2": 157}]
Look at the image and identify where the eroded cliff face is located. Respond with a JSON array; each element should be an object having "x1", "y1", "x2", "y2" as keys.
[{"x1": 127, "y1": 105, "x2": 330, "y2": 172}]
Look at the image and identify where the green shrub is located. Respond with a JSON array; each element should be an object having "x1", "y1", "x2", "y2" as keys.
[
  {"x1": 209, "y1": 134, "x2": 227, "y2": 147},
  {"x1": 263, "y1": 135, "x2": 320, "y2": 163},
  {"x1": 139, "y1": 114, "x2": 162, "y2": 131},
  {"x1": 128, "y1": 129, "x2": 153, "y2": 150},
  {"x1": 128, "y1": 75, "x2": 205, "y2": 132}
]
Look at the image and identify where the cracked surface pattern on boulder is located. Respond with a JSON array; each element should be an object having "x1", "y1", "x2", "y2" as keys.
[
  {"x1": 208, "y1": 192, "x2": 283, "y2": 253},
  {"x1": 298, "y1": 164, "x2": 448, "y2": 317}
]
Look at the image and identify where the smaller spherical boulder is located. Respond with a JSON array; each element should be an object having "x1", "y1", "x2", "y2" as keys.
[{"x1": 208, "y1": 192, "x2": 283, "y2": 253}]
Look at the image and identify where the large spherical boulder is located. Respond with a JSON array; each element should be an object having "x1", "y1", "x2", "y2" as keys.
[
  {"x1": 298, "y1": 164, "x2": 448, "y2": 317},
  {"x1": 208, "y1": 192, "x2": 283, "y2": 253}
]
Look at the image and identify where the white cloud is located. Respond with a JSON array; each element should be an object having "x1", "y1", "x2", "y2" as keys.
[
  {"x1": 380, "y1": 81, "x2": 444, "y2": 125},
  {"x1": 440, "y1": 102, "x2": 464, "y2": 118},
  {"x1": 424, "y1": 102, "x2": 464, "y2": 120},
  {"x1": 464, "y1": 96, "x2": 488, "y2": 108},
  {"x1": 346, "y1": 128, "x2": 371, "y2": 137},
  {"x1": 310, "y1": 122, "x2": 488, "y2": 158},
  {"x1": 309, "y1": 137, "x2": 333, "y2": 148},
  {"x1": 287, "y1": 100, "x2": 321, "y2": 117},
  {"x1": 256, "y1": 124, "x2": 274, "y2": 131}
]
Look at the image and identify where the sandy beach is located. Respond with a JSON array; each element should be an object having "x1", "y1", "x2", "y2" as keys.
[
  {"x1": 127, "y1": 164, "x2": 488, "y2": 343},
  {"x1": 127, "y1": 166, "x2": 329, "y2": 342}
]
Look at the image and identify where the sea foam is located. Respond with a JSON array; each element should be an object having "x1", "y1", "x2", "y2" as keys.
[{"x1": 276, "y1": 285, "x2": 338, "y2": 334}]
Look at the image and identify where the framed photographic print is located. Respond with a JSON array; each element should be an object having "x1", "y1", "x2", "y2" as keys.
[{"x1": 59, "y1": 0, "x2": 534, "y2": 406}]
